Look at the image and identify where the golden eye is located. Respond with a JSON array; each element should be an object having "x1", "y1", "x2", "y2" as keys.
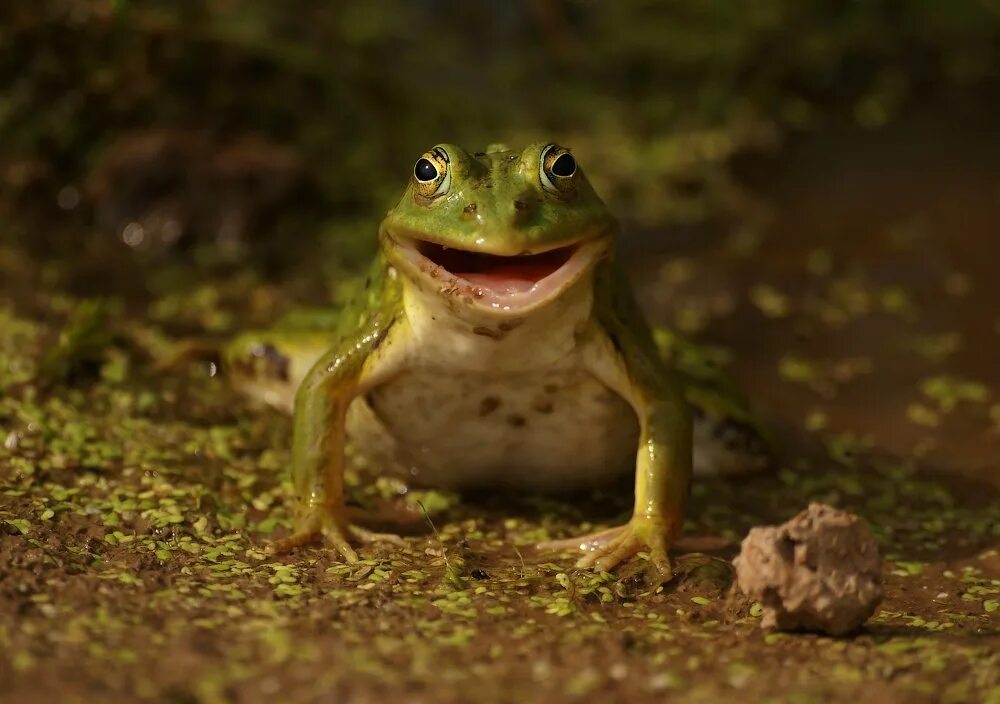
[
  {"x1": 412, "y1": 146, "x2": 451, "y2": 199},
  {"x1": 539, "y1": 144, "x2": 577, "y2": 194}
]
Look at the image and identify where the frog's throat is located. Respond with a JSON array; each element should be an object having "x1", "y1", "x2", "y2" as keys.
[{"x1": 385, "y1": 233, "x2": 608, "y2": 314}]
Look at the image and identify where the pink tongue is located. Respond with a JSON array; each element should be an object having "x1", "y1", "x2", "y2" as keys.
[
  {"x1": 462, "y1": 272, "x2": 536, "y2": 295},
  {"x1": 458, "y1": 261, "x2": 558, "y2": 295}
]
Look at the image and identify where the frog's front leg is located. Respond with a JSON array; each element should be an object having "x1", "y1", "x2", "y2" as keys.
[
  {"x1": 268, "y1": 317, "x2": 409, "y2": 560},
  {"x1": 539, "y1": 323, "x2": 692, "y2": 577}
]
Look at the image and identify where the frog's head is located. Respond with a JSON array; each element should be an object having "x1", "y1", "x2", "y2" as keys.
[{"x1": 380, "y1": 142, "x2": 617, "y2": 315}]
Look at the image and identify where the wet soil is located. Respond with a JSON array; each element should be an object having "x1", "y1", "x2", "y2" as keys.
[{"x1": 1, "y1": 112, "x2": 998, "y2": 703}]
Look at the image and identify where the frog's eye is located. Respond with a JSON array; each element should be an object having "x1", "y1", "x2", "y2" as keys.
[
  {"x1": 412, "y1": 147, "x2": 451, "y2": 199},
  {"x1": 539, "y1": 144, "x2": 577, "y2": 194}
]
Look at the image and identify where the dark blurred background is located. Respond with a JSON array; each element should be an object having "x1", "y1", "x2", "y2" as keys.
[{"x1": 2, "y1": 0, "x2": 999, "y2": 479}]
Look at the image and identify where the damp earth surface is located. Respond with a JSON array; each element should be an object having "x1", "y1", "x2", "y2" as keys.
[{"x1": 2, "y1": 114, "x2": 999, "y2": 704}]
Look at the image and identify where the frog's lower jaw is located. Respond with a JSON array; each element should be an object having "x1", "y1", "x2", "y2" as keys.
[{"x1": 386, "y1": 234, "x2": 608, "y2": 314}]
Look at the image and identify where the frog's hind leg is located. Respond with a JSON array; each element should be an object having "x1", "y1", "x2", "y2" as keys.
[{"x1": 224, "y1": 329, "x2": 332, "y2": 413}]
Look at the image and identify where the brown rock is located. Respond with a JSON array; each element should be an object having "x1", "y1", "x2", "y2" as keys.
[{"x1": 733, "y1": 502, "x2": 884, "y2": 635}]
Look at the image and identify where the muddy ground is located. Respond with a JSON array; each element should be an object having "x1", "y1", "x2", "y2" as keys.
[{"x1": 1, "y1": 112, "x2": 998, "y2": 703}]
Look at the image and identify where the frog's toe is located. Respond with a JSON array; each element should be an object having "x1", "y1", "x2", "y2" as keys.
[
  {"x1": 349, "y1": 525, "x2": 406, "y2": 547},
  {"x1": 266, "y1": 507, "x2": 364, "y2": 562},
  {"x1": 268, "y1": 527, "x2": 362, "y2": 563},
  {"x1": 577, "y1": 528, "x2": 640, "y2": 571},
  {"x1": 535, "y1": 525, "x2": 626, "y2": 554},
  {"x1": 267, "y1": 529, "x2": 320, "y2": 555},
  {"x1": 321, "y1": 526, "x2": 359, "y2": 563},
  {"x1": 539, "y1": 519, "x2": 676, "y2": 576},
  {"x1": 644, "y1": 544, "x2": 673, "y2": 580},
  {"x1": 582, "y1": 527, "x2": 673, "y2": 578},
  {"x1": 266, "y1": 515, "x2": 406, "y2": 561}
]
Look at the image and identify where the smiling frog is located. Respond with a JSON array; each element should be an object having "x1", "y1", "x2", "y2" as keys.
[{"x1": 227, "y1": 142, "x2": 754, "y2": 575}]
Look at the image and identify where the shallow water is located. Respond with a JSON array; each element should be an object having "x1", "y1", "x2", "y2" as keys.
[{"x1": 632, "y1": 109, "x2": 999, "y2": 484}]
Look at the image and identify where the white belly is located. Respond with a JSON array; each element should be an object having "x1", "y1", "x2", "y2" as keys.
[
  {"x1": 344, "y1": 268, "x2": 641, "y2": 491},
  {"x1": 348, "y1": 367, "x2": 638, "y2": 491}
]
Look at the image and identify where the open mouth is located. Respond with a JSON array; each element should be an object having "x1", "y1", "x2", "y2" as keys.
[
  {"x1": 416, "y1": 241, "x2": 576, "y2": 296},
  {"x1": 391, "y1": 234, "x2": 604, "y2": 311}
]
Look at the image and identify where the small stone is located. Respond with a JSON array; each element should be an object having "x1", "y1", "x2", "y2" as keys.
[{"x1": 733, "y1": 502, "x2": 883, "y2": 635}]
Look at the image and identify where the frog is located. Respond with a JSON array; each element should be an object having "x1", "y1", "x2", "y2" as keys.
[{"x1": 226, "y1": 142, "x2": 761, "y2": 576}]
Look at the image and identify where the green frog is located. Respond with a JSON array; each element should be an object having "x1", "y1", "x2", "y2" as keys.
[{"x1": 226, "y1": 142, "x2": 758, "y2": 575}]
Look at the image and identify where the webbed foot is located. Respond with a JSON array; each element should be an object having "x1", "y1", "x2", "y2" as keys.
[
  {"x1": 537, "y1": 517, "x2": 676, "y2": 577},
  {"x1": 267, "y1": 505, "x2": 405, "y2": 562}
]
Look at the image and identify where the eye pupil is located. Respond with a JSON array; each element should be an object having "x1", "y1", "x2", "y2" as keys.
[
  {"x1": 551, "y1": 153, "x2": 576, "y2": 177},
  {"x1": 414, "y1": 158, "x2": 438, "y2": 182}
]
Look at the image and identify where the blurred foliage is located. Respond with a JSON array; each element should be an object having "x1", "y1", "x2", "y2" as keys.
[
  {"x1": 2, "y1": 0, "x2": 1000, "y2": 286},
  {"x1": 34, "y1": 298, "x2": 111, "y2": 385}
]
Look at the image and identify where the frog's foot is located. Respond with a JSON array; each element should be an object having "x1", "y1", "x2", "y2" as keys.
[
  {"x1": 350, "y1": 525, "x2": 407, "y2": 547},
  {"x1": 267, "y1": 506, "x2": 405, "y2": 562},
  {"x1": 537, "y1": 517, "x2": 675, "y2": 577}
]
